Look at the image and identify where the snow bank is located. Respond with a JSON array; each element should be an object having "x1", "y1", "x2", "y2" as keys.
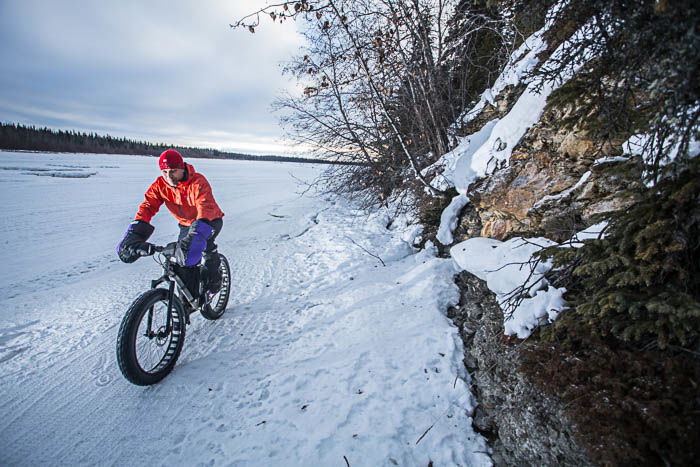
[
  {"x1": 450, "y1": 237, "x2": 565, "y2": 338},
  {"x1": 449, "y1": 222, "x2": 608, "y2": 338}
]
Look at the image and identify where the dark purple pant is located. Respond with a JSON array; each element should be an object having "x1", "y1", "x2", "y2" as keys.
[
  {"x1": 177, "y1": 217, "x2": 224, "y2": 294},
  {"x1": 177, "y1": 218, "x2": 223, "y2": 255}
]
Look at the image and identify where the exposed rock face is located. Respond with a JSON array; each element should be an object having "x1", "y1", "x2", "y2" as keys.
[
  {"x1": 469, "y1": 151, "x2": 580, "y2": 240},
  {"x1": 448, "y1": 271, "x2": 593, "y2": 466},
  {"x1": 438, "y1": 16, "x2": 640, "y2": 462},
  {"x1": 452, "y1": 99, "x2": 639, "y2": 243},
  {"x1": 455, "y1": 200, "x2": 483, "y2": 241}
]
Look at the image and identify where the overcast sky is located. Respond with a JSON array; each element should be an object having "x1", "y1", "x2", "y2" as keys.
[{"x1": 0, "y1": 1, "x2": 305, "y2": 155}]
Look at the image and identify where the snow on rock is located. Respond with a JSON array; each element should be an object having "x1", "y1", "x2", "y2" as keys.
[
  {"x1": 450, "y1": 237, "x2": 555, "y2": 296},
  {"x1": 429, "y1": 7, "x2": 600, "y2": 245},
  {"x1": 454, "y1": 20, "x2": 549, "y2": 128},
  {"x1": 423, "y1": 12, "x2": 607, "y2": 336},
  {"x1": 622, "y1": 132, "x2": 700, "y2": 187},
  {"x1": 622, "y1": 133, "x2": 651, "y2": 157},
  {"x1": 436, "y1": 194, "x2": 470, "y2": 245},
  {"x1": 449, "y1": 221, "x2": 608, "y2": 338},
  {"x1": 593, "y1": 155, "x2": 629, "y2": 166},
  {"x1": 448, "y1": 17, "x2": 597, "y2": 194},
  {"x1": 450, "y1": 0, "x2": 570, "y2": 130},
  {"x1": 450, "y1": 236, "x2": 566, "y2": 339},
  {"x1": 623, "y1": 132, "x2": 700, "y2": 165},
  {"x1": 424, "y1": 119, "x2": 499, "y2": 193},
  {"x1": 430, "y1": 11, "x2": 553, "y2": 192},
  {"x1": 430, "y1": 25, "x2": 549, "y2": 192},
  {"x1": 533, "y1": 170, "x2": 591, "y2": 208},
  {"x1": 564, "y1": 221, "x2": 608, "y2": 247}
]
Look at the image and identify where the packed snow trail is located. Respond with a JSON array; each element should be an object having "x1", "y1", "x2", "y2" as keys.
[{"x1": 0, "y1": 152, "x2": 490, "y2": 466}]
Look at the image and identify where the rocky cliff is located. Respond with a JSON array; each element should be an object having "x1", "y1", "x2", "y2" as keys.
[
  {"x1": 448, "y1": 272, "x2": 593, "y2": 466},
  {"x1": 431, "y1": 0, "x2": 700, "y2": 463}
]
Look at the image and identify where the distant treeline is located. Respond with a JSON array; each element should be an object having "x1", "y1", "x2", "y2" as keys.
[{"x1": 0, "y1": 122, "x2": 328, "y2": 164}]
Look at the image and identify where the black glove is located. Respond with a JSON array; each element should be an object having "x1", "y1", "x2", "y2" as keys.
[
  {"x1": 117, "y1": 220, "x2": 155, "y2": 263},
  {"x1": 163, "y1": 241, "x2": 178, "y2": 257},
  {"x1": 135, "y1": 243, "x2": 155, "y2": 257}
]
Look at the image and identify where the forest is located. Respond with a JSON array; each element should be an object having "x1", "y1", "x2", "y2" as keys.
[{"x1": 0, "y1": 122, "x2": 323, "y2": 164}]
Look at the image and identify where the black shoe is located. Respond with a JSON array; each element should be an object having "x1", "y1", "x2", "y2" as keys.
[
  {"x1": 201, "y1": 303, "x2": 214, "y2": 316},
  {"x1": 208, "y1": 279, "x2": 222, "y2": 294}
]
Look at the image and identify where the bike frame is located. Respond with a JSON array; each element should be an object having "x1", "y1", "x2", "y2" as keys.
[{"x1": 150, "y1": 254, "x2": 203, "y2": 327}]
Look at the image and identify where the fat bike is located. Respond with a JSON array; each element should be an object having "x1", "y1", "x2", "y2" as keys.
[{"x1": 116, "y1": 243, "x2": 231, "y2": 385}]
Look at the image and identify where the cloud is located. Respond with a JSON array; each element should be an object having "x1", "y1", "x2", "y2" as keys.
[{"x1": 0, "y1": 0, "x2": 305, "y2": 154}]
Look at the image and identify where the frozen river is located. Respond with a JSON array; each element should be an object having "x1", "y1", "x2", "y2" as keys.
[{"x1": 0, "y1": 150, "x2": 489, "y2": 466}]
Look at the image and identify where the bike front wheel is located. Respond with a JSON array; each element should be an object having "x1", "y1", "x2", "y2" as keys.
[
  {"x1": 201, "y1": 253, "x2": 231, "y2": 320},
  {"x1": 117, "y1": 288, "x2": 186, "y2": 385}
]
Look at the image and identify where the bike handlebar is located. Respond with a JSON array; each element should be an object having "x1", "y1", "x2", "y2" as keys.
[{"x1": 151, "y1": 242, "x2": 178, "y2": 257}]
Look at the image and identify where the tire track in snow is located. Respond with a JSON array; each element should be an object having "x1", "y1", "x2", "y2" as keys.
[
  {"x1": 1, "y1": 191, "x2": 331, "y2": 465},
  {"x1": 2, "y1": 183, "x2": 491, "y2": 465}
]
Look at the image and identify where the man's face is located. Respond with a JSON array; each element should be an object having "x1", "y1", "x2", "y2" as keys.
[{"x1": 161, "y1": 168, "x2": 185, "y2": 186}]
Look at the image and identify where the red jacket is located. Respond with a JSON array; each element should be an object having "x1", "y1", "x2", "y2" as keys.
[{"x1": 135, "y1": 163, "x2": 224, "y2": 226}]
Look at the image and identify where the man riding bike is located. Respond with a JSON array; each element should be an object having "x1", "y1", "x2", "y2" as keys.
[{"x1": 117, "y1": 149, "x2": 225, "y2": 295}]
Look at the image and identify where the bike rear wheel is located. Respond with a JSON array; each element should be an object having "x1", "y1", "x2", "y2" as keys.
[
  {"x1": 117, "y1": 288, "x2": 186, "y2": 385},
  {"x1": 201, "y1": 253, "x2": 231, "y2": 320}
]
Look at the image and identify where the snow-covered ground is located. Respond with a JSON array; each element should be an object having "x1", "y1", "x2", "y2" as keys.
[{"x1": 0, "y1": 151, "x2": 489, "y2": 466}]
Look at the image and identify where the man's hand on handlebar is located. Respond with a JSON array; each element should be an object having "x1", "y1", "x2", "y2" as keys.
[
  {"x1": 135, "y1": 243, "x2": 156, "y2": 256},
  {"x1": 162, "y1": 242, "x2": 178, "y2": 256},
  {"x1": 137, "y1": 242, "x2": 178, "y2": 259}
]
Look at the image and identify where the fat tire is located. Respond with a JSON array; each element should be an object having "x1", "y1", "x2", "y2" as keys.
[
  {"x1": 117, "y1": 288, "x2": 186, "y2": 385},
  {"x1": 201, "y1": 254, "x2": 231, "y2": 320}
]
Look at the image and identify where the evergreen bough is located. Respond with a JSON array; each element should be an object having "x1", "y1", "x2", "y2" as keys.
[{"x1": 542, "y1": 157, "x2": 700, "y2": 349}]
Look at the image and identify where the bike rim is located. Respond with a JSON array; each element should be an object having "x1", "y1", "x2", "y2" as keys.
[{"x1": 134, "y1": 298, "x2": 183, "y2": 373}]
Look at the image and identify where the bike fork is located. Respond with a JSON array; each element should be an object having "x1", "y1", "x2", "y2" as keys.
[{"x1": 165, "y1": 280, "x2": 176, "y2": 332}]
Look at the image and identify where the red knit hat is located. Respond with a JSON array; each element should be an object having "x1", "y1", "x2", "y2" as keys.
[{"x1": 158, "y1": 149, "x2": 185, "y2": 170}]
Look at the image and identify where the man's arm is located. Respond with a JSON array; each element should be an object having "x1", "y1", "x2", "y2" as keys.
[
  {"x1": 135, "y1": 181, "x2": 164, "y2": 223},
  {"x1": 174, "y1": 177, "x2": 220, "y2": 266},
  {"x1": 192, "y1": 177, "x2": 221, "y2": 221}
]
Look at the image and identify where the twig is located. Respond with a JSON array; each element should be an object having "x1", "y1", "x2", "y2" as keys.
[
  {"x1": 343, "y1": 455, "x2": 350, "y2": 467},
  {"x1": 512, "y1": 237, "x2": 550, "y2": 249},
  {"x1": 667, "y1": 345, "x2": 700, "y2": 358},
  {"x1": 345, "y1": 236, "x2": 386, "y2": 266},
  {"x1": 483, "y1": 361, "x2": 500, "y2": 373},
  {"x1": 415, "y1": 423, "x2": 435, "y2": 445},
  {"x1": 486, "y1": 259, "x2": 534, "y2": 274},
  {"x1": 289, "y1": 171, "x2": 318, "y2": 197},
  {"x1": 563, "y1": 393, "x2": 589, "y2": 409}
]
